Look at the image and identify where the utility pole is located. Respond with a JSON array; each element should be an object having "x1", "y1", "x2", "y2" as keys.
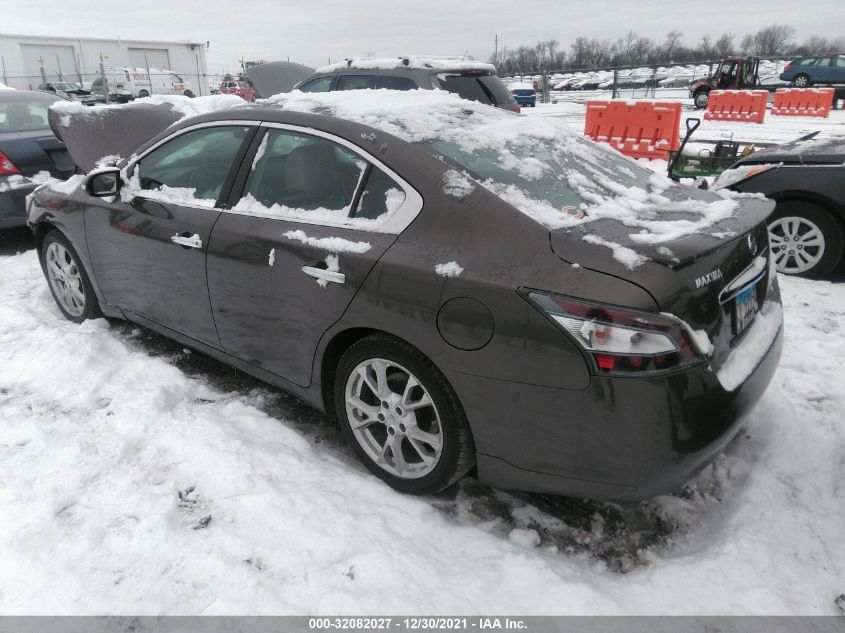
[
  {"x1": 494, "y1": 34, "x2": 498, "y2": 64},
  {"x1": 1, "y1": 56, "x2": 7, "y2": 85},
  {"x1": 144, "y1": 53, "x2": 153, "y2": 96},
  {"x1": 37, "y1": 57, "x2": 46, "y2": 84},
  {"x1": 99, "y1": 52, "x2": 109, "y2": 104},
  {"x1": 56, "y1": 54, "x2": 63, "y2": 81}
]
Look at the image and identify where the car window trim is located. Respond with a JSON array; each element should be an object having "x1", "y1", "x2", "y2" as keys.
[
  {"x1": 123, "y1": 120, "x2": 259, "y2": 211},
  {"x1": 220, "y1": 121, "x2": 423, "y2": 235}
]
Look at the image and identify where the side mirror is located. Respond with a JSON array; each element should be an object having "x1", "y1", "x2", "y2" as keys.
[{"x1": 86, "y1": 168, "x2": 121, "y2": 197}]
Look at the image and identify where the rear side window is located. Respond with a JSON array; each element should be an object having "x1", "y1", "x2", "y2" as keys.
[
  {"x1": 337, "y1": 75, "x2": 417, "y2": 91},
  {"x1": 812, "y1": 58, "x2": 831, "y2": 67},
  {"x1": 0, "y1": 100, "x2": 53, "y2": 132},
  {"x1": 298, "y1": 76, "x2": 333, "y2": 93},
  {"x1": 238, "y1": 129, "x2": 366, "y2": 215},
  {"x1": 372, "y1": 76, "x2": 417, "y2": 90},
  {"x1": 835, "y1": 56, "x2": 845, "y2": 68},
  {"x1": 353, "y1": 167, "x2": 406, "y2": 220},
  {"x1": 337, "y1": 75, "x2": 373, "y2": 91}
]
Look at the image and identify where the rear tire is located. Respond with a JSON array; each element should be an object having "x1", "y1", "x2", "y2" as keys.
[
  {"x1": 40, "y1": 230, "x2": 101, "y2": 323},
  {"x1": 768, "y1": 201, "x2": 843, "y2": 278},
  {"x1": 791, "y1": 73, "x2": 811, "y2": 88},
  {"x1": 138, "y1": 89, "x2": 150, "y2": 98},
  {"x1": 183, "y1": 89, "x2": 195, "y2": 98},
  {"x1": 333, "y1": 334, "x2": 475, "y2": 495}
]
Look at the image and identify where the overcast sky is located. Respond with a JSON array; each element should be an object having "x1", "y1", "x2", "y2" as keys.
[{"x1": 3, "y1": 0, "x2": 842, "y2": 74}]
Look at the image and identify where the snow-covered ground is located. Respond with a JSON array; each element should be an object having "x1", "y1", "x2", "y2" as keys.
[{"x1": 0, "y1": 236, "x2": 843, "y2": 614}]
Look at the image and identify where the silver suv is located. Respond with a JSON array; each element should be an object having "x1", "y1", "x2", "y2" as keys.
[{"x1": 294, "y1": 57, "x2": 521, "y2": 112}]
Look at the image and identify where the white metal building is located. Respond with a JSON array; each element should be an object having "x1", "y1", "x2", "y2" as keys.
[{"x1": 0, "y1": 33, "x2": 209, "y2": 95}]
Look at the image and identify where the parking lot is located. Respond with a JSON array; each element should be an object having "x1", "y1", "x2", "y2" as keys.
[{"x1": 1, "y1": 125, "x2": 844, "y2": 613}]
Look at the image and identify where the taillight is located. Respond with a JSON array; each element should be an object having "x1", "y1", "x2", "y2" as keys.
[
  {"x1": 0, "y1": 151, "x2": 20, "y2": 175},
  {"x1": 526, "y1": 291, "x2": 709, "y2": 375},
  {"x1": 511, "y1": 90, "x2": 517, "y2": 95},
  {"x1": 514, "y1": 105, "x2": 521, "y2": 113},
  {"x1": 784, "y1": 63, "x2": 792, "y2": 72}
]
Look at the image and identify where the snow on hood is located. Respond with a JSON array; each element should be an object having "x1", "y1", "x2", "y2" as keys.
[{"x1": 315, "y1": 56, "x2": 495, "y2": 74}]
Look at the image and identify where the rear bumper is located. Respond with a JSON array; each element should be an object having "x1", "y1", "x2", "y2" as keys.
[
  {"x1": 0, "y1": 182, "x2": 37, "y2": 229},
  {"x1": 447, "y1": 318, "x2": 783, "y2": 500}
]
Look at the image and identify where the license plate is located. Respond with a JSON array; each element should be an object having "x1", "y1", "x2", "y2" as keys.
[{"x1": 734, "y1": 283, "x2": 759, "y2": 335}]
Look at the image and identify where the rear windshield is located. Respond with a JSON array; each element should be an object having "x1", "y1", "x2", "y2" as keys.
[
  {"x1": 424, "y1": 133, "x2": 651, "y2": 221},
  {"x1": 0, "y1": 99, "x2": 53, "y2": 132},
  {"x1": 435, "y1": 73, "x2": 514, "y2": 106},
  {"x1": 513, "y1": 89, "x2": 535, "y2": 96}
]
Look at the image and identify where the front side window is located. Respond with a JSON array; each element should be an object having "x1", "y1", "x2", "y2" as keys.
[
  {"x1": 236, "y1": 129, "x2": 366, "y2": 218},
  {"x1": 298, "y1": 76, "x2": 334, "y2": 93},
  {"x1": 131, "y1": 125, "x2": 250, "y2": 207}
]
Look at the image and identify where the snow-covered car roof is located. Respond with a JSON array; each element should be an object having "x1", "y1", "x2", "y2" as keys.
[
  {"x1": 315, "y1": 56, "x2": 496, "y2": 74},
  {"x1": 48, "y1": 90, "x2": 765, "y2": 266}
]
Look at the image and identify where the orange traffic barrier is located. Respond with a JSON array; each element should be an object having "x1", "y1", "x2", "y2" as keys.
[
  {"x1": 704, "y1": 90, "x2": 768, "y2": 124},
  {"x1": 772, "y1": 88, "x2": 835, "y2": 118},
  {"x1": 584, "y1": 100, "x2": 681, "y2": 160}
]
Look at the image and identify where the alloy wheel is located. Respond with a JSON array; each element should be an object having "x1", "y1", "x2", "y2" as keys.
[
  {"x1": 768, "y1": 216, "x2": 826, "y2": 274},
  {"x1": 45, "y1": 241, "x2": 86, "y2": 317},
  {"x1": 344, "y1": 358, "x2": 443, "y2": 479}
]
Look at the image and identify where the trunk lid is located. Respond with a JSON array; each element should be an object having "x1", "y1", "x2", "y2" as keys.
[
  {"x1": 0, "y1": 130, "x2": 75, "y2": 178},
  {"x1": 550, "y1": 195, "x2": 776, "y2": 371}
]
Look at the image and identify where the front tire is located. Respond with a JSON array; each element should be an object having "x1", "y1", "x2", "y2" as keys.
[
  {"x1": 334, "y1": 334, "x2": 475, "y2": 495},
  {"x1": 41, "y1": 230, "x2": 101, "y2": 322},
  {"x1": 768, "y1": 201, "x2": 844, "y2": 277},
  {"x1": 693, "y1": 89, "x2": 709, "y2": 109}
]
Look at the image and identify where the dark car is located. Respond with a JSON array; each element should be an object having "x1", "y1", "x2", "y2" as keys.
[
  {"x1": 294, "y1": 57, "x2": 521, "y2": 112},
  {"x1": 509, "y1": 84, "x2": 537, "y2": 107},
  {"x1": 714, "y1": 136, "x2": 845, "y2": 277},
  {"x1": 1, "y1": 90, "x2": 75, "y2": 228},
  {"x1": 28, "y1": 92, "x2": 782, "y2": 500},
  {"x1": 780, "y1": 55, "x2": 845, "y2": 87}
]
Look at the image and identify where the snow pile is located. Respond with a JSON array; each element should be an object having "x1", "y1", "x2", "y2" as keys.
[
  {"x1": 43, "y1": 174, "x2": 86, "y2": 195},
  {"x1": 233, "y1": 194, "x2": 383, "y2": 229},
  {"x1": 315, "y1": 57, "x2": 495, "y2": 74},
  {"x1": 0, "y1": 81, "x2": 14, "y2": 90},
  {"x1": 0, "y1": 252, "x2": 844, "y2": 613},
  {"x1": 435, "y1": 261, "x2": 464, "y2": 278},
  {"x1": 262, "y1": 90, "x2": 742, "y2": 243},
  {"x1": 120, "y1": 169, "x2": 216, "y2": 208},
  {"x1": 717, "y1": 301, "x2": 783, "y2": 391},
  {"x1": 282, "y1": 229, "x2": 371, "y2": 254},
  {"x1": 441, "y1": 169, "x2": 475, "y2": 200}
]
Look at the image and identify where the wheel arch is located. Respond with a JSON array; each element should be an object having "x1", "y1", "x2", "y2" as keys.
[{"x1": 769, "y1": 191, "x2": 845, "y2": 227}]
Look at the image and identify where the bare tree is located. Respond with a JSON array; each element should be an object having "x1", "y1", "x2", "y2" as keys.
[
  {"x1": 715, "y1": 33, "x2": 735, "y2": 57},
  {"x1": 663, "y1": 30, "x2": 683, "y2": 61},
  {"x1": 753, "y1": 24, "x2": 796, "y2": 56}
]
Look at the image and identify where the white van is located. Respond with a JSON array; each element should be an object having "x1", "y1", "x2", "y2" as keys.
[
  {"x1": 90, "y1": 68, "x2": 152, "y2": 102},
  {"x1": 148, "y1": 69, "x2": 195, "y2": 98},
  {"x1": 91, "y1": 67, "x2": 194, "y2": 102}
]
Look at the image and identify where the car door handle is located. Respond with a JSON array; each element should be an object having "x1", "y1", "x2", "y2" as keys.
[
  {"x1": 301, "y1": 265, "x2": 345, "y2": 284},
  {"x1": 170, "y1": 232, "x2": 203, "y2": 249}
]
